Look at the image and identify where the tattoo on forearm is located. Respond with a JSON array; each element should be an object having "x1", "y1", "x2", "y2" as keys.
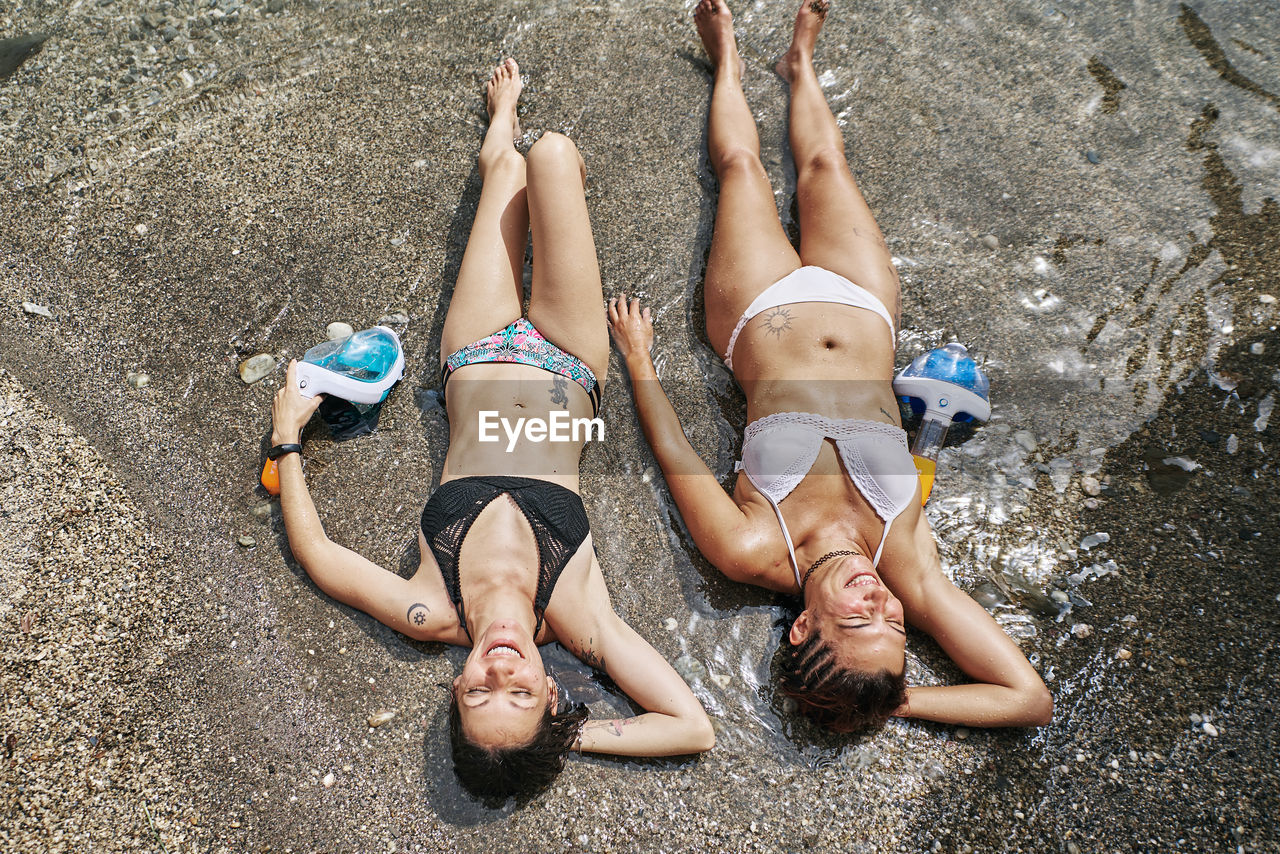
[
  {"x1": 406, "y1": 603, "x2": 430, "y2": 627},
  {"x1": 761, "y1": 307, "x2": 793, "y2": 338},
  {"x1": 549, "y1": 375, "x2": 569, "y2": 408},
  {"x1": 585, "y1": 718, "x2": 630, "y2": 737}
]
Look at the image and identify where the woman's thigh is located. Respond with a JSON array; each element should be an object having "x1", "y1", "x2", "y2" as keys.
[
  {"x1": 703, "y1": 151, "x2": 801, "y2": 357},
  {"x1": 523, "y1": 133, "x2": 610, "y2": 383}
]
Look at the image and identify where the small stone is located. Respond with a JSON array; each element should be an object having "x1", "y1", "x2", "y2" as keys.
[
  {"x1": 134, "y1": 223, "x2": 148, "y2": 236},
  {"x1": 377, "y1": 311, "x2": 409, "y2": 330},
  {"x1": 663, "y1": 618, "x2": 677, "y2": 631},
  {"x1": 1202, "y1": 722, "x2": 1218, "y2": 737},
  {"x1": 710, "y1": 673, "x2": 731, "y2": 689},
  {"x1": 955, "y1": 727, "x2": 970, "y2": 740},
  {"x1": 1189, "y1": 713, "x2": 1202, "y2": 724},
  {"x1": 1080, "y1": 476, "x2": 1101, "y2": 496},
  {"x1": 126, "y1": 372, "x2": 150, "y2": 389},
  {"x1": 367, "y1": 710, "x2": 396, "y2": 728},
  {"x1": 321, "y1": 81, "x2": 334, "y2": 92},
  {"x1": 389, "y1": 237, "x2": 406, "y2": 247},
  {"x1": 1067, "y1": 841, "x2": 1081, "y2": 854},
  {"x1": 322, "y1": 772, "x2": 335, "y2": 788},
  {"x1": 1115, "y1": 648, "x2": 1132, "y2": 660},
  {"x1": 1071, "y1": 623, "x2": 1093, "y2": 638},
  {"x1": 1260, "y1": 294, "x2": 1276, "y2": 304},
  {"x1": 1251, "y1": 342, "x2": 1265, "y2": 355},
  {"x1": 1082, "y1": 498, "x2": 1099, "y2": 509},
  {"x1": 980, "y1": 234, "x2": 999, "y2": 250},
  {"x1": 237, "y1": 535, "x2": 256, "y2": 548},
  {"x1": 161, "y1": 25, "x2": 179, "y2": 42},
  {"x1": 326, "y1": 321, "x2": 354, "y2": 341},
  {"x1": 1050, "y1": 589, "x2": 1070, "y2": 604},
  {"x1": 1084, "y1": 150, "x2": 1100, "y2": 164},
  {"x1": 1079, "y1": 532, "x2": 1109, "y2": 550},
  {"x1": 239, "y1": 354, "x2": 276, "y2": 384},
  {"x1": 1013, "y1": 430, "x2": 1038, "y2": 452},
  {"x1": 21, "y1": 301, "x2": 52, "y2": 317},
  {"x1": 267, "y1": 0, "x2": 285, "y2": 12},
  {"x1": 140, "y1": 12, "x2": 164, "y2": 29}
]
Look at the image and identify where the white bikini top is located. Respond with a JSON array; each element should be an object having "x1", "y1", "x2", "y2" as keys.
[{"x1": 736, "y1": 412, "x2": 919, "y2": 588}]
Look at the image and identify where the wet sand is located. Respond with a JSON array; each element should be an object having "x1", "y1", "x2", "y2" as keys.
[{"x1": 2, "y1": 0, "x2": 1277, "y2": 851}]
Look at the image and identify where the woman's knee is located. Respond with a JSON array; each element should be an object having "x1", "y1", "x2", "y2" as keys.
[
  {"x1": 797, "y1": 145, "x2": 850, "y2": 179},
  {"x1": 479, "y1": 146, "x2": 525, "y2": 181},
  {"x1": 528, "y1": 132, "x2": 583, "y2": 177}
]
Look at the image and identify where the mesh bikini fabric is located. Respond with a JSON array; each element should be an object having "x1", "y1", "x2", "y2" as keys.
[{"x1": 420, "y1": 475, "x2": 590, "y2": 637}]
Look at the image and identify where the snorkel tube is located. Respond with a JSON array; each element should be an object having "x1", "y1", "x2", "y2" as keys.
[
  {"x1": 260, "y1": 326, "x2": 405, "y2": 495},
  {"x1": 892, "y1": 343, "x2": 990, "y2": 504}
]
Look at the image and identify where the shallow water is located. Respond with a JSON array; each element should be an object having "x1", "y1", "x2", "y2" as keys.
[{"x1": 2, "y1": 0, "x2": 1278, "y2": 850}]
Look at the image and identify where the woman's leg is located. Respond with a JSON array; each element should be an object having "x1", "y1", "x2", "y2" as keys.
[
  {"x1": 696, "y1": 0, "x2": 802, "y2": 356},
  {"x1": 439, "y1": 59, "x2": 530, "y2": 365},
  {"x1": 777, "y1": 1, "x2": 900, "y2": 325},
  {"x1": 524, "y1": 132, "x2": 610, "y2": 383}
]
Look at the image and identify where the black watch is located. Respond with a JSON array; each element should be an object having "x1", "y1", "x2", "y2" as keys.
[{"x1": 267, "y1": 443, "x2": 303, "y2": 460}]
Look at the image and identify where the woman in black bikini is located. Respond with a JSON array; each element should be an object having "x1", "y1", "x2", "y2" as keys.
[
  {"x1": 608, "y1": 1, "x2": 1050, "y2": 732},
  {"x1": 270, "y1": 59, "x2": 713, "y2": 801}
]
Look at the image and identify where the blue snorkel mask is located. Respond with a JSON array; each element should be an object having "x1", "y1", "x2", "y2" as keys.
[{"x1": 296, "y1": 325, "x2": 405, "y2": 441}]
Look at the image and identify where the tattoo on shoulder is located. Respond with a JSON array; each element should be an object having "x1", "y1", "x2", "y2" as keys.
[
  {"x1": 879, "y1": 406, "x2": 897, "y2": 424},
  {"x1": 406, "y1": 602, "x2": 430, "y2": 628},
  {"x1": 579, "y1": 641, "x2": 606, "y2": 671},
  {"x1": 549, "y1": 374, "x2": 569, "y2": 408},
  {"x1": 761, "y1": 307, "x2": 793, "y2": 339}
]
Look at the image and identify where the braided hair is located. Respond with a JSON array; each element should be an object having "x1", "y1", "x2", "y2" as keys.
[{"x1": 778, "y1": 626, "x2": 906, "y2": 732}]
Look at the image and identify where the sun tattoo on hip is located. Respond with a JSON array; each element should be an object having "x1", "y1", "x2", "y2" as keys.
[{"x1": 761, "y1": 307, "x2": 793, "y2": 338}]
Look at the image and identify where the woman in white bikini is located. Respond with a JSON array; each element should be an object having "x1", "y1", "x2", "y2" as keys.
[
  {"x1": 270, "y1": 60, "x2": 713, "y2": 802},
  {"x1": 608, "y1": 1, "x2": 1051, "y2": 731}
]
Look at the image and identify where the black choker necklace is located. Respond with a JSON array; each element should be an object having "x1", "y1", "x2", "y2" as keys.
[{"x1": 801, "y1": 549, "x2": 860, "y2": 589}]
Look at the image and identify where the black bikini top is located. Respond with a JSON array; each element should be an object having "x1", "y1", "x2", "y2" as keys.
[{"x1": 420, "y1": 475, "x2": 590, "y2": 640}]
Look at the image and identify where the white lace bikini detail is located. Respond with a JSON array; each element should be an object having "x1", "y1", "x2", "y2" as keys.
[{"x1": 735, "y1": 412, "x2": 918, "y2": 588}]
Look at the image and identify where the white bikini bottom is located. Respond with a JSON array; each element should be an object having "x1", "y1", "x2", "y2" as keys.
[{"x1": 722, "y1": 266, "x2": 896, "y2": 371}]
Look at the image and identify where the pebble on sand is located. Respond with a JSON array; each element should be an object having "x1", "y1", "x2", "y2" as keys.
[
  {"x1": 326, "y1": 321, "x2": 354, "y2": 341},
  {"x1": 134, "y1": 223, "x2": 148, "y2": 236},
  {"x1": 367, "y1": 710, "x2": 396, "y2": 728},
  {"x1": 1071, "y1": 623, "x2": 1093, "y2": 638},
  {"x1": 239, "y1": 354, "x2": 277, "y2": 384},
  {"x1": 1202, "y1": 722, "x2": 1219, "y2": 737},
  {"x1": 1080, "y1": 476, "x2": 1101, "y2": 496},
  {"x1": 663, "y1": 618, "x2": 677, "y2": 631},
  {"x1": 322, "y1": 772, "x2": 335, "y2": 788},
  {"x1": 1115, "y1": 648, "x2": 1132, "y2": 660},
  {"x1": 981, "y1": 234, "x2": 1000, "y2": 250},
  {"x1": 126, "y1": 372, "x2": 150, "y2": 390},
  {"x1": 21, "y1": 301, "x2": 52, "y2": 317},
  {"x1": 237, "y1": 535, "x2": 256, "y2": 548}
]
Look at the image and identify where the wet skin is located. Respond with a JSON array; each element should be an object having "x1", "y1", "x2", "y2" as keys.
[{"x1": 791, "y1": 555, "x2": 907, "y2": 676}]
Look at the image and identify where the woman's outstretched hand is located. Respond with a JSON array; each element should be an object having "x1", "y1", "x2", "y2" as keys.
[
  {"x1": 607, "y1": 294, "x2": 654, "y2": 365},
  {"x1": 271, "y1": 360, "x2": 325, "y2": 445}
]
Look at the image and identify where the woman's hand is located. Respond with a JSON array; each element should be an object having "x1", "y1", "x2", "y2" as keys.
[
  {"x1": 607, "y1": 294, "x2": 654, "y2": 365},
  {"x1": 271, "y1": 360, "x2": 325, "y2": 445}
]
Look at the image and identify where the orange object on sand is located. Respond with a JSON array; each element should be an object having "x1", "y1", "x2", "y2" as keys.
[{"x1": 261, "y1": 457, "x2": 281, "y2": 496}]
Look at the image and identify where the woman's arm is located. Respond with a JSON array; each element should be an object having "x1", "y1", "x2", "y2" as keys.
[
  {"x1": 607, "y1": 296, "x2": 774, "y2": 585},
  {"x1": 550, "y1": 554, "x2": 714, "y2": 756},
  {"x1": 881, "y1": 511, "x2": 1053, "y2": 727},
  {"x1": 271, "y1": 362, "x2": 461, "y2": 643}
]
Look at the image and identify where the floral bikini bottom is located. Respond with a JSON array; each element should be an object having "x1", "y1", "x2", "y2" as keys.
[{"x1": 440, "y1": 317, "x2": 601, "y2": 416}]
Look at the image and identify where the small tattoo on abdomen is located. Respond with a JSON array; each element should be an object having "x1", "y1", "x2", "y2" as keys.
[
  {"x1": 549, "y1": 374, "x2": 569, "y2": 408},
  {"x1": 761, "y1": 307, "x2": 793, "y2": 338}
]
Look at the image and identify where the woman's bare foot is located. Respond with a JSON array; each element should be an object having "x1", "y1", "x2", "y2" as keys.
[
  {"x1": 695, "y1": 0, "x2": 745, "y2": 79},
  {"x1": 485, "y1": 58, "x2": 522, "y2": 139},
  {"x1": 775, "y1": 0, "x2": 829, "y2": 83}
]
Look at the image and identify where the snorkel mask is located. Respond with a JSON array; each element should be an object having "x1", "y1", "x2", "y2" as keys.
[
  {"x1": 295, "y1": 325, "x2": 405, "y2": 404},
  {"x1": 893, "y1": 343, "x2": 990, "y2": 504}
]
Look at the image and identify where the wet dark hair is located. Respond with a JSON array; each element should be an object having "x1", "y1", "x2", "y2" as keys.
[
  {"x1": 778, "y1": 624, "x2": 906, "y2": 732},
  {"x1": 449, "y1": 691, "x2": 589, "y2": 804}
]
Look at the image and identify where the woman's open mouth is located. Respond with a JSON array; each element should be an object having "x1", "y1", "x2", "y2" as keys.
[{"x1": 485, "y1": 642, "x2": 524, "y2": 658}]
